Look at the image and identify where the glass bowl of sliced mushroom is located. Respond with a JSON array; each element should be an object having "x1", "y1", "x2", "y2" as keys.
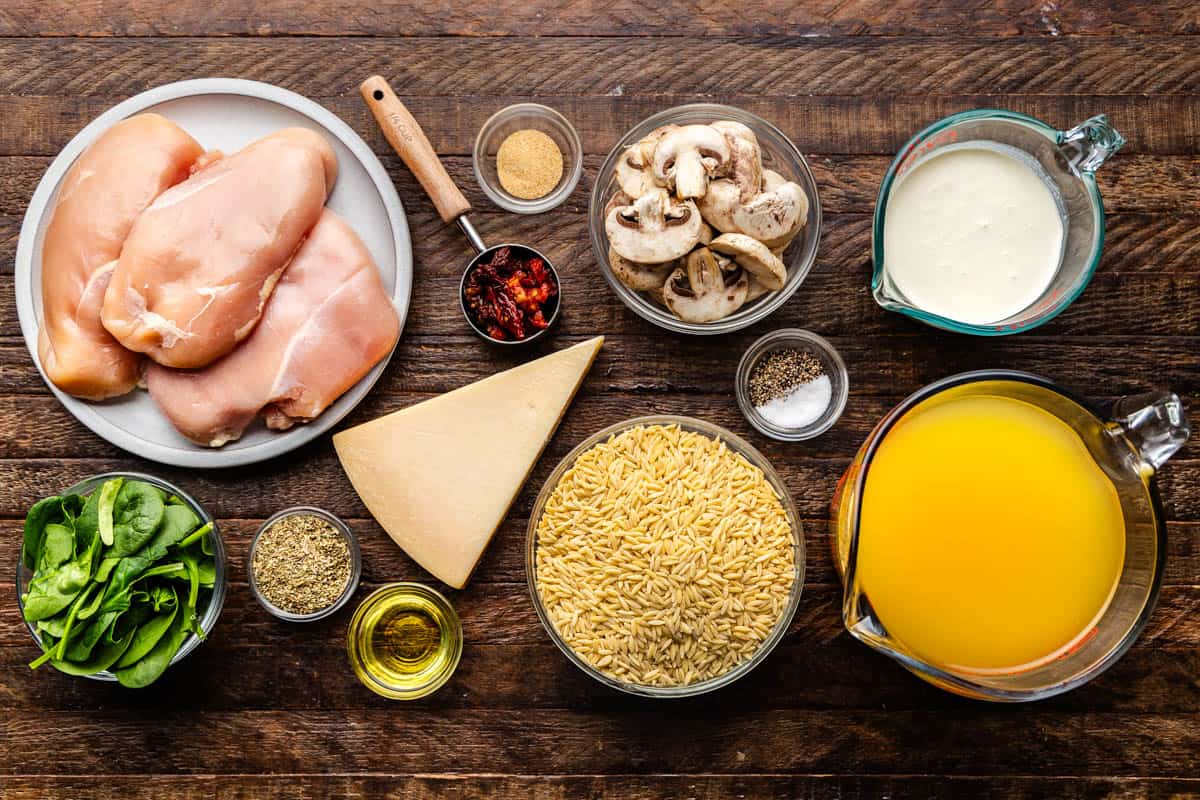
[{"x1": 589, "y1": 104, "x2": 821, "y2": 335}]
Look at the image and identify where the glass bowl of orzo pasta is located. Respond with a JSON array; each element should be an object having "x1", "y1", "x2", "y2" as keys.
[{"x1": 527, "y1": 415, "x2": 805, "y2": 697}]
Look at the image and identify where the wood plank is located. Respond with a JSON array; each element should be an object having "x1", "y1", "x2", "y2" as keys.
[
  {"x1": 0, "y1": 344, "x2": 1196, "y2": 457},
  {"x1": 3, "y1": 38, "x2": 1199, "y2": 99},
  {"x1": 3, "y1": 707, "x2": 1200, "y2": 776},
  {"x1": 2, "y1": 94, "x2": 1196, "y2": 156},
  {"x1": 1, "y1": 0, "x2": 1196, "y2": 38},
  {"x1": 3, "y1": 774, "x2": 1199, "y2": 800},
  {"x1": 4, "y1": 153, "x2": 1197, "y2": 218},
  {"x1": 5, "y1": 629, "x2": 1200, "y2": 715}
]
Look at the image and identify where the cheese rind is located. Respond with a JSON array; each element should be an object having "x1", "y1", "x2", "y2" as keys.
[{"x1": 333, "y1": 336, "x2": 603, "y2": 588}]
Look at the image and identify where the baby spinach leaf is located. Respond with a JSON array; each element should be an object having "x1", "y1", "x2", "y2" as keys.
[
  {"x1": 176, "y1": 522, "x2": 213, "y2": 552},
  {"x1": 37, "y1": 613, "x2": 73, "y2": 638},
  {"x1": 97, "y1": 561, "x2": 186, "y2": 619},
  {"x1": 96, "y1": 478, "x2": 123, "y2": 546},
  {"x1": 29, "y1": 581, "x2": 99, "y2": 667},
  {"x1": 64, "y1": 609, "x2": 120, "y2": 662},
  {"x1": 148, "y1": 584, "x2": 176, "y2": 612},
  {"x1": 74, "y1": 577, "x2": 108, "y2": 621},
  {"x1": 74, "y1": 490, "x2": 101, "y2": 552},
  {"x1": 22, "y1": 553, "x2": 93, "y2": 622},
  {"x1": 137, "y1": 503, "x2": 200, "y2": 562},
  {"x1": 110, "y1": 481, "x2": 165, "y2": 557},
  {"x1": 22, "y1": 496, "x2": 63, "y2": 570},
  {"x1": 35, "y1": 524, "x2": 74, "y2": 574},
  {"x1": 51, "y1": 626, "x2": 134, "y2": 676},
  {"x1": 60, "y1": 494, "x2": 84, "y2": 525},
  {"x1": 114, "y1": 610, "x2": 190, "y2": 688},
  {"x1": 115, "y1": 587, "x2": 178, "y2": 669},
  {"x1": 94, "y1": 556, "x2": 120, "y2": 583}
]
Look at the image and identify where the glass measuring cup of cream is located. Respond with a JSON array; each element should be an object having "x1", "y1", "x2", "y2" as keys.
[
  {"x1": 872, "y1": 110, "x2": 1125, "y2": 335},
  {"x1": 831, "y1": 371, "x2": 1189, "y2": 701}
]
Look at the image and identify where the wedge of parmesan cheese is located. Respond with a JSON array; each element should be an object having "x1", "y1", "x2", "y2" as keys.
[{"x1": 333, "y1": 336, "x2": 603, "y2": 588}]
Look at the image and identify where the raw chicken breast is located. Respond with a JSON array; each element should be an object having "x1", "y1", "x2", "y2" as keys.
[
  {"x1": 145, "y1": 210, "x2": 400, "y2": 447},
  {"x1": 38, "y1": 113, "x2": 203, "y2": 399},
  {"x1": 101, "y1": 127, "x2": 338, "y2": 369}
]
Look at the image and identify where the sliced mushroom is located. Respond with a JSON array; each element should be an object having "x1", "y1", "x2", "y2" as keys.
[
  {"x1": 757, "y1": 169, "x2": 809, "y2": 248},
  {"x1": 663, "y1": 247, "x2": 749, "y2": 323},
  {"x1": 745, "y1": 277, "x2": 773, "y2": 302},
  {"x1": 695, "y1": 179, "x2": 741, "y2": 232},
  {"x1": 614, "y1": 125, "x2": 679, "y2": 198},
  {"x1": 603, "y1": 190, "x2": 633, "y2": 220},
  {"x1": 711, "y1": 120, "x2": 762, "y2": 203},
  {"x1": 615, "y1": 152, "x2": 655, "y2": 198},
  {"x1": 609, "y1": 252, "x2": 677, "y2": 292},
  {"x1": 652, "y1": 125, "x2": 730, "y2": 199},
  {"x1": 698, "y1": 221, "x2": 714, "y2": 246},
  {"x1": 710, "y1": 232, "x2": 788, "y2": 291},
  {"x1": 605, "y1": 188, "x2": 703, "y2": 264},
  {"x1": 698, "y1": 170, "x2": 808, "y2": 246}
]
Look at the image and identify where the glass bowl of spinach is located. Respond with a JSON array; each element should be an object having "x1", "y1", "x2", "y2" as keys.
[{"x1": 16, "y1": 472, "x2": 226, "y2": 687}]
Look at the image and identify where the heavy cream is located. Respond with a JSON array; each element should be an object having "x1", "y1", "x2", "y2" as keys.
[{"x1": 882, "y1": 146, "x2": 1064, "y2": 325}]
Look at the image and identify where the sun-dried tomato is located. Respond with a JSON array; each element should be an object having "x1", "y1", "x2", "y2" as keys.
[{"x1": 463, "y1": 246, "x2": 559, "y2": 341}]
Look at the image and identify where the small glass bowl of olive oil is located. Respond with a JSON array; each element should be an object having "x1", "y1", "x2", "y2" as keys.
[{"x1": 346, "y1": 582, "x2": 463, "y2": 700}]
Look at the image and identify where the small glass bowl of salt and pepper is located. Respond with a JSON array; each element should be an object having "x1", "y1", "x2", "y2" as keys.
[
  {"x1": 248, "y1": 507, "x2": 362, "y2": 622},
  {"x1": 736, "y1": 329, "x2": 849, "y2": 441}
]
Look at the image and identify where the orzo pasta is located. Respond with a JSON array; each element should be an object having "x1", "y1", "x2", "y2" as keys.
[{"x1": 534, "y1": 423, "x2": 797, "y2": 687}]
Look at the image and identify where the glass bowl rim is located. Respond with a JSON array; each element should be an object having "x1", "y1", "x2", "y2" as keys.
[
  {"x1": 735, "y1": 328, "x2": 850, "y2": 441},
  {"x1": 588, "y1": 103, "x2": 823, "y2": 336},
  {"x1": 345, "y1": 581, "x2": 464, "y2": 700},
  {"x1": 247, "y1": 505, "x2": 363, "y2": 622},
  {"x1": 472, "y1": 102, "x2": 584, "y2": 215},
  {"x1": 525, "y1": 413, "x2": 806, "y2": 698},
  {"x1": 15, "y1": 470, "x2": 227, "y2": 682}
]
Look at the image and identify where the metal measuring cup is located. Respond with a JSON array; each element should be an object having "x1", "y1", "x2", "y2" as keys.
[{"x1": 360, "y1": 76, "x2": 562, "y2": 346}]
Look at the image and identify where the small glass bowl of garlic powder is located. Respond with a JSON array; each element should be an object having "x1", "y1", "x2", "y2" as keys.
[
  {"x1": 736, "y1": 329, "x2": 849, "y2": 441},
  {"x1": 473, "y1": 103, "x2": 583, "y2": 214}
]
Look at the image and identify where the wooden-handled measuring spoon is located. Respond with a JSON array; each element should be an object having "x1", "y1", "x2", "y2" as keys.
[{"x1": 360, "y1": 75, "x2": 561, "y2": 344}]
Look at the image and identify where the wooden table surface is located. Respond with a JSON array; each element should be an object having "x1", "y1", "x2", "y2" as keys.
[{"x1": 2, "y1": 2, "x2": 1199, "y2": 798}]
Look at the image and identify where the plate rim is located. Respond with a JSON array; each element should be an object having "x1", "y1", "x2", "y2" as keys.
[{"x1": 14, "y1": 78, "x2": 412, "y2": 469}]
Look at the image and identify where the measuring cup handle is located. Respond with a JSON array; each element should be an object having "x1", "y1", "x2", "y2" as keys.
[
  {"x1": 1059, "y1": 115, "x2": 1126, "y2": 173},
  {"x1": 360, "y1": 75, "x2": 471, "y2": 224},
  {"x1": 1111, "y1": 391, "x2": 1191, "y2": 472}
]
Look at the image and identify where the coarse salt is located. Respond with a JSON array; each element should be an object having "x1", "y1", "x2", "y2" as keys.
[{"x1": 755, "y1": 374, "x2": 832, "y2": 429}]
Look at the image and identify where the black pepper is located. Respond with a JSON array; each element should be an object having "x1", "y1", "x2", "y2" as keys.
[{"x1": 748, "y1": 348, "x2": 825, "y2": 406}]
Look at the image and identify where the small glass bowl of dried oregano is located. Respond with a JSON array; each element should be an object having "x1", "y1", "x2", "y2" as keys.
[{"x1": 248, "y1": 507, "x2": 361, "y2": 622}]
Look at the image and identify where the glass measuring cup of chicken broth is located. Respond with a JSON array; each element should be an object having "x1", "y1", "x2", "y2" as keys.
[
  {"x1": 831, "y1": 371, "x2": 1189, "y2": 701},
  {"x1": 872, "y1": 110, "x2": 1125, "y2": 335}
]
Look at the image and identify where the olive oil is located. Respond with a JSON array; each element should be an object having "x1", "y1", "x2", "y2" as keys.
[{"x1": 347, "y1": 583, "x2": 462, "y2": 700}]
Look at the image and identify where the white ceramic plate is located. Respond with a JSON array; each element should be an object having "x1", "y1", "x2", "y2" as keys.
[{"x1": 15, "y1": 79, "x2": 412, "y2": 468}]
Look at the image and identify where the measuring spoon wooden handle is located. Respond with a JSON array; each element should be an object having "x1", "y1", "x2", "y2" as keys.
[{"x1": 360, "y1": 75, "x2": 471, "y2": 224}]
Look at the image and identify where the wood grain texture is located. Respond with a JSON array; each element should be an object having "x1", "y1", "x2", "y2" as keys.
[
  {"x1": 5, "y1": 708, "x2": 1200, "y2": 776},
  {"x1": 2, "y1": 5, "x2": 1199, "y2": 797},
  {"x1": 4, "y1": 38, "x2": 1200, "y2": 97},
  {"x1": 1, "y1": 0, "x2": 1197, "y2": 37},
  {"x1": 4, "y1": 93, "x2": 1199, "y2": 157},
  {"x1": 2, "y1": 775, "x2": 1199, "y2": 800}
]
